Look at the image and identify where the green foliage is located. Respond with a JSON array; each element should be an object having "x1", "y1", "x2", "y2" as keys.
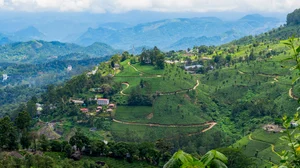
[
  {"x1": 15, "y1": 111, "x2": 31, "y2": 131},
  {"x1": 128, "y1": 87, "x2": 153, "y2": 106},
  {"x1": 287, "y1": 9, "x2": 300, "y2": 26},
  {"x1": 163, "y1": 150, "x2": 228, "y2": 168},
  {"x1": 217, "y1": 148, "x2": 255, "y2": 168},
  {"x1": 69, "y1": 129, "x2": 90, "y2": 150},
  {"x1": 140, "y1": 46, "x2": 165, "y2": 69},
  {"x1": 0, "y1": 116, "x2": 18, "y2": 150}
]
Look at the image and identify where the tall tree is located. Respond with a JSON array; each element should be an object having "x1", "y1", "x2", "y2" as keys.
[
  {"x1": 15, "y1": 111, "x2": 31, "y2": 131},
  {"x1": 0, "y1": 116, "x2": 18, "y2": 150}
]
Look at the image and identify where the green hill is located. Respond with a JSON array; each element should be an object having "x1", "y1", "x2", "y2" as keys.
[{"x1": 0, "y1": 40, "x2": 119, "y2": 63}]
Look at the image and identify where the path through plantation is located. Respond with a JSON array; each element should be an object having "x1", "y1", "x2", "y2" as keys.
[
  {"x1": 238, "y1": 69, "x2": 298, "y2": 101},
  {"x1": 113, "y1": 119, "x2": 216, "y2": 130},
  {"x1": 248, "y1": 134, "x2": 280, "y2": 166},
  {"x1": 116, "y1": 62, "x2": 214, "y2": 136},
  {"x1": 120, "y1": 83, "x2": 129, "y2": 95},
  {"x1": 289, "y1": 88, "x2": 298, "y2": 100}
]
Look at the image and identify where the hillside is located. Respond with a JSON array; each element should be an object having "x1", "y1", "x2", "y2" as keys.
[
  {"x1": 2, "y1": 8, "x2": 300, "y2": 168},
  {"x1": 75, "y1": 15, "x2": 281, "y2": 50},
  {"x1": 0, "y1": 40, "x2": 118, "y2": 63},
  {"x1": 0, "y1": 40, "x2": 118, "y2": 116},
  {"x1": 7, "y1": 35, "x2": 296, "y2": 167},
  {"x1": 31, "y1": 53, "x2": 222, "y2": 151}
]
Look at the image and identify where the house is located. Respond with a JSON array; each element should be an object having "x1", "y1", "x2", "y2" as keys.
[
  {"x1": 184, "y1": 65, "x2": 203, "y2": 70},
  {"x1": 97, "y1": 98, "x2": 109, "y2": 105},
  {"x1": 96, "y1": 106, "x2": 103, "y2": 113},
  {"x1": 80, "y1": 108, "x2": 89, "y2": 113},
  {"x1": 2, "y1": 74, "x2": 8, "y2": 81},
  {"x1": 114, "y1": 64, "x2": 120, "y2": 69},
  {"x1": 36, "y1": 103, "x2": 43, "y2": 115},
  {"x1": 67, "y1": 65, "x2": 72, "y2": 72},
  {"x1": 106, "y1": 109, "x2": 113, "y2": 113},
  {"x1": 291, "y1": 122, "x2": 299, "y2": 128},
  {"x1": 108, "y1": 104, "x2": 115, "y2": 109},
  {"x1": 72, "y1": 99, "x2": 84, "y2": 105}
]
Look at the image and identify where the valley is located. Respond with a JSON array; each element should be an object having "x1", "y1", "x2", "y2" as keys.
[{"x1": 1, "y1": 6, "x2": 300, "y2": 168}]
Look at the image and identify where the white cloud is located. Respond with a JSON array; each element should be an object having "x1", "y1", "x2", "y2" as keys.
[{"x1": 0, "y1": 0, "x2": 299, "y2": 13}]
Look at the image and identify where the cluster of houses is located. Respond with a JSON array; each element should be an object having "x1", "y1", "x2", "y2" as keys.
[{"x1": 71, "y1": 98, "x2": 116, "y2": 114}]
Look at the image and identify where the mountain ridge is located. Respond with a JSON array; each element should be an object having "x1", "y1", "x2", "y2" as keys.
[{"x1": 75, "y1": 14, "x2": 281, "y2": 50}]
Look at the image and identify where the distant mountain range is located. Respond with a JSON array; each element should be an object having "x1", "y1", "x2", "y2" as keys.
[
  {"x1": 0, "y1": 14, "x2": 282, "y2": 51},
  {"x1": 75, "y1": 14, "x2": 282, "y2": 50}
]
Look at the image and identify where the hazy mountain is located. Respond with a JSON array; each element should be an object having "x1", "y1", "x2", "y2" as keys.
[
  {"x1": 9, "y1": 26, "x2": 47, "y2": 41},
  {"x1": 0, "y1": 33, "x2": 12, "y2": 45},
  {"x1": 169, "y1": 30, "x2": 243, "y2": 50},
  {"x1": 99, "y1": 22, "x2": 132, "y2": 30},
  {"x1": 75, "y1": 14, "x2": 281, "y2": 50}
]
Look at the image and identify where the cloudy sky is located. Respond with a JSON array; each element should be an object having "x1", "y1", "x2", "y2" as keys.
[{"x1": 0, "y1": 0, "x2": 299, "y2": 13}]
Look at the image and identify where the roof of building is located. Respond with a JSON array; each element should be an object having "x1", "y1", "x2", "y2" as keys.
[
  {"x1": 80, "y1": 108, "x2": 89, "y2": 112},
  {"x1": 97, "y1": 98, "x2": 109, "y2": 101}
]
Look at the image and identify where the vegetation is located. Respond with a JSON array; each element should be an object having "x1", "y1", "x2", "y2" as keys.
[{"x1": 3, "y1": 8, "x2": 300, "y2": 168}]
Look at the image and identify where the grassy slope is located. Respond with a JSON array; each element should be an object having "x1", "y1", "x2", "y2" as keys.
[{"x1": 111, "y1": 59, "x2": 216, "y2": 142}]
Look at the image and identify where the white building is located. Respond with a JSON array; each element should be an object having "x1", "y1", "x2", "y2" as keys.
[
  {"x1": 184, "y1": 65, "x2": 203, "y2": 70},
  {"x1": 2, "y1": 74, "x2": 8, "y2": 81},
  {"x1": 67, "y1": 65, "x2": 72, "y2": 72},
  {"x1": 97, "y1": 98, "x2": 109, "y2": 105}
]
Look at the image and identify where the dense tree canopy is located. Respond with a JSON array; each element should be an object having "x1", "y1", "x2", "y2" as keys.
[{"x1": 287, "y1": 9, "x2": 300, "y2": 26}]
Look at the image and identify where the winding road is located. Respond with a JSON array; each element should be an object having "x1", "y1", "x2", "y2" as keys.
[
  {"x1": 289, "y1": 88, "x2": 298, "y2": 100},
  {"x1": 248, "y1": 134, "x2": 280, "y2": 157},
  {"x1": 113, "y1": 118, "x2": 216, "y2": 130},
  {"x1": 120, "y1": 83, "x2": 130, "y2": 95}
]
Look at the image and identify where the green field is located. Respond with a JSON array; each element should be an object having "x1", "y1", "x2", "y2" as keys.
[{"x1": 111, "y1": 122, "x2": 207, "y2": 142}]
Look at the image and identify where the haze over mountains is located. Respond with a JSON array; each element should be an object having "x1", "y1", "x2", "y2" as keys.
[
  {"x1": 76, "y1": 14, "x2": 282, "y2": 50},
  {"x1": 0, "y1": 13, "x2": 282, "y2": 51}
]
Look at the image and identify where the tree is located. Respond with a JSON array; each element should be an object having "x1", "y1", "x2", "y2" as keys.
[
  {"x1": 287, "y1": 9, "x2": 300, "y2": 26},
  {"x1": 156, "y1": 53, "x2": 165, "y2": 69},
  {"x1": 20, "y1": 132, "x2": 31, "y2": 149},
  {"x1": 0, "y1": 116, "x2": 18, "y2": 150},
  {"x1": 15, "y1": 111, "x2": 31, "y2": 131},
  {"x1": 27, "y1": 100, "x2": 37, "y2": 117},
  {"x1": 69, "y1": 130, "x2": 90, "y2": 151},
  {"x1": 216, "y1": 148, "x2": 254, "y2": 168},
  {"x1": 39, "y1": 135, "x2": 50, "y2": 151},
  {"x1": 128, "y1": 87, "x2": 153, "y2": 106},
  {"x1": 90, "y1": 140, "x2": 105, "y2": 156},
  {"x1": 121, "y1": 51, "x2": 130, "y2": 62},
  {"x1": 64, "y1": 144, "x2": 73, "y2": 157}
]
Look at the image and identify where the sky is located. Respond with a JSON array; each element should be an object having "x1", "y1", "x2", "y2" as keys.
[{"x1": 0, "y1": 0, "x2": 299, "y2": 14}]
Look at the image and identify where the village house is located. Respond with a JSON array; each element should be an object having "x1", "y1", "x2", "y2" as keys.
[
  {"x1": 114, "y1": 64, "x2": 120, "y2": 69},
  {"x1": 71, "y1": 99, "x2": 84, "y2": 105},
  {"x1": 80, "y1": 108, "x2": 89, "y2": 113},
  {"x1": 184, "y1": 65, "x2": 203, "y2": 70},
  {"x1": 36, "y1": 103, "x2": 43, "y2": 115},
  {"x1": 106, "y1": 109, "x2": 113, "y2": 113},
  {"x1": 108, "y1": 104, "x2": 116, "y2": 109},
  {"x1": 96, "y1": 106, "x2": 103, "y2": 113},
  {"x1": 97, "y1": 98, "x2": 109, "y2": 105}
]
